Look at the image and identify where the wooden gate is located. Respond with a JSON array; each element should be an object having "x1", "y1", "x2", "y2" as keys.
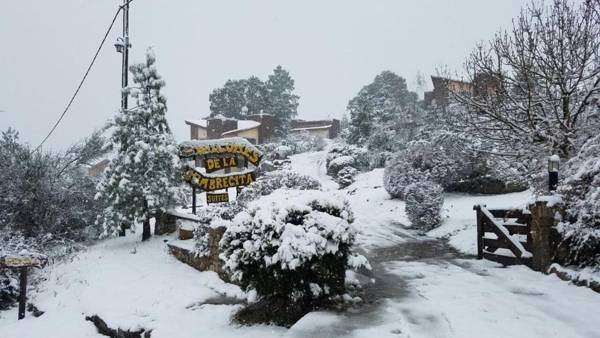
[{"x1": 474, "y1": 205, "x2": 533, "y2": 266}]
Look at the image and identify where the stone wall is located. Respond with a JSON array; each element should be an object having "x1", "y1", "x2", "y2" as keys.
[
  {"x1": 154, "y1": 211, "x2": 177, "y2": 236},
  {"x1": 167, "y1": 226, "x2": 229, "y2": 282}
]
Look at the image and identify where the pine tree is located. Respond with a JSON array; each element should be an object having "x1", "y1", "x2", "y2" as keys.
[
  {"x1": 208, "y1": 66, "x2": 300, "y2": 134},
  {"x1": 346, "y1": 71, "x2": 419, "y2": 144},
  {"x1": 266, "y1": 66, "x2": 299, "y2": 136},
  {"x1": 96, "y1": 50, "x2": 181, "y2": 240}
]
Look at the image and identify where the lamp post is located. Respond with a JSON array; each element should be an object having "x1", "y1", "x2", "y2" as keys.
[{"x1": 548, "y1": 155, "x2": 560, "y2": 192}]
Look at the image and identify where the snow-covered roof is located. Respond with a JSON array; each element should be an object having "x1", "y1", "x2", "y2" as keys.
[
  {"x1": 290, "y1": 125, "x2": 332, "y2": 132},
  {"x1": 180, "y1": 136, "x2": 257, "y2": 148},
  {"x1": 185, "y1": 119, "x2": 208, "y2": 128},
  {"x1": 221, "y1": 120, "x2": 261, "y2": 135},
  {"x1": 185, "y1": 119, "x2": 261, "y2": 135}
]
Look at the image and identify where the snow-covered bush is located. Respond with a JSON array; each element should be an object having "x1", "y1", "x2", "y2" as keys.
[
  {"x1": 192, "y1": 204, "x2": 242, "y2": 257},
  {"x1": 335, "y1": 166, "x2": 358, "y2": 189},
  {"x1": 287, "y1": 131, "x2": 326, "y2": 154},
  {"x1": 220, "y1": 189, "x2": 369, "y2": 326},
  {"x1": 557, "y1": 134, "x2": 600, "y2": 268},
  {"x1": 273, "y1": 145, "x2": 293, "y2": 159},
  {"x1": 260, "y1": 132, "x2": 326, "y2": 161},
  {"x1": 325, "y1": 142, "x2": 369, "y2": 176},
  {"x1": 404, "y1": 181, "x2": 444, "y2": 232},
  {"x1": 0, "y1": 128, "x2": 107, "y2": 239},
  {"x1": 383, "y1": 140, "x2": 468, "y2": 199},
  {"x1": 0, "y1": 232, "x2": 84, "y2": 310},
  {"x1": 327, "y1": 155, "x2": 356, "y2": 176},
  {"x1": 236, "y1": 169, "x2": 321, "y2": 206}
]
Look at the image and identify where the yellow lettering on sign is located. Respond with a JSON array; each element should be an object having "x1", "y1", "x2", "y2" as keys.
[{"x1": 206, "y1": 159, "x2": 215, "y2": 171}]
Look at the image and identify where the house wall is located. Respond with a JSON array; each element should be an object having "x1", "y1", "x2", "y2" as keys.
[
  {"x1": 207, "y1": 119, "x2": 238, "y2": 139},
  {"x1": 308, "y1": 128, "x2": 330, "y2": 139},
  {"x1": 233, "y1": 128, "x2": 259, "y2": 144},
  {"x1": 291, "y1": 119, "x2": 340, "y2": 139},
  {"x1": 197, "y1": 127, "x2": 207, "y2": 139}
]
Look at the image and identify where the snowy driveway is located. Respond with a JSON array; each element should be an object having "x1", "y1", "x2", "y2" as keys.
[{"x1": 286, "y1": 151, "x2": 600, "y2": 338}]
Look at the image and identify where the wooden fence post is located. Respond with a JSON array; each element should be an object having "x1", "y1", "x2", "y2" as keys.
[
  {"x1": 18, "y1": 266, "x2": 27, "y2": 320},
  {"x1": 529, "y1": 201, "x2": 560, "y2": 272},
  {"x1": 474, "y1": 205, "x2": 484, "y2": 259}
]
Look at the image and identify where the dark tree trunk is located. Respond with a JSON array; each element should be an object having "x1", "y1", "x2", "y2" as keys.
[{"x1": 142, "y1": 218, "x2": 151, "y2": 241}]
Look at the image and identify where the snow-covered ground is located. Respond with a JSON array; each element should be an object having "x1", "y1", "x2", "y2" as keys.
[
  {"x1": 1, "y1": 150, "x2": 599, "y2": 338},
  {"x1": 0, "y1": 233, "x2": 285, "y2": 338}
]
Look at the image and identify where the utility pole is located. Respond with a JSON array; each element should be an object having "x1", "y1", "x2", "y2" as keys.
[
  {"x1": 115, "y1": 0, "x2": 130, "y2": 111},
  {"x1": 115, "y1": 0, "x2": 131, "y2": 236},
  {"x1": 120, "y1": 0, "x2": 130, "y2": 111}
]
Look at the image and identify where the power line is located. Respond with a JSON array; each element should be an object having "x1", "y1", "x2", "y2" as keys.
[{"x1": 34, "y1": 2, "x2": 131, "y2": 152}]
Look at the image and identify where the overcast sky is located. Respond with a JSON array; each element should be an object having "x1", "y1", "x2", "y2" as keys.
[{"x1": 0, "y1": 0, "x2": 527, "y2": 149}]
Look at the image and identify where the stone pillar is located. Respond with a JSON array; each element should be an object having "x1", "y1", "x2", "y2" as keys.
[
  {"x1": 528, "y1": 201, "x2": 561, "y2": 272},
  {"x1": 154, "y1": 211, "x2": 177, "y2": 235}
]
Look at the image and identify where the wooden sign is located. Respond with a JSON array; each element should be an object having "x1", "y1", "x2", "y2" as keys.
[
  {"x1": 204, "y1": 156, "x2": 238, "y2": 173},
  {"x1": 206, "y1": 192, "x2": 230, "y2": 204},
  {"x1": 180, "y1": 137, "x2": 262, "y2": 166},
  {"x1": 184, "y1": 167, "x2": 256, "y2": 192},
  {"x1": 0, "y1": 254, "x2": 48, "y2": 269},
  {"x1": 0, "y1": 253, "x2": 48, "y2": 320}
]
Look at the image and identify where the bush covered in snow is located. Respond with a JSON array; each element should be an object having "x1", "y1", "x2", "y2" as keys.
[
  {"x1": 0, "y1": 128, "x2": 107, "y2": 240},
  {"x1": 557, "y1": 134, "x2": 600, "y2": 268},
  {"x1": 404, "y1": 181, "x2": 444, "y2": 231},
  {"x1": 219, "y1": 189, "x2": 369, "y2": 326},
  {"x1": 335, "y1": 166, "x2": 358, "y2": 189},
  {"x1": 236, "y1": 169, "x2": 321, "y2": 206},
  {"x1": 325, "y1": 142, "x2": 369, "y2": 176},
  {"x1": 0, "y1": 232, "x2": 84, "y2": 310},
  {"x1": 260, "y1": 132, "x2": 326, "y2": 161},
  {"x1": 383, "y1": 140, "x2": 467, "y2": 199}
]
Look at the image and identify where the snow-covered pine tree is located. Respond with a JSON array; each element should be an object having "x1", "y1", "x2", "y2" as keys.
[
  {"x1": 346, "y1": 71, "x2": 420, "y2": 144},
  {"x1": 96, "y1": 50, "x2": 181, "y2": 241},
  {"x1": 266, "y1": 66, "x2": 299, "y2": 136}
]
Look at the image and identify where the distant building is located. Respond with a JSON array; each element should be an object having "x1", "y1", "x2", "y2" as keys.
[
  {"x1": 186, "y1": 115, "x2": 339, "y2": 144},
  {"x1": 290, "y1": 119, "x2": 340, "y2": 139},
  {"x1": 424, "y1": 76, "x2": 473, "y2": 109},
  {"x1": 423, "y1": 74, "x2": 501, "y2": 109}
]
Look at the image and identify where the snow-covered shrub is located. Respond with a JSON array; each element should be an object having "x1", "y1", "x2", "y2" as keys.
[
  {"x1": 220, "y1": 189, "x2": 369, "y2": 326},
  {"x1": 273, "y1": 145, "x2": 293, "y2": 159},
  {"x1": 367, "y1": 151, "x2": 394, "y2": 169},
  {"x1": 259, "y1": 132, "x2": 326, "y2": 161},
  {"x1": 287, "y1": 131, "x2": 326, "y2": 154},
  {"x1": 335, "y1": 166, "x2": 358, "y2": 189},
  {"x1": 0, "y1": 232, "x2": 84, "y2": 310},
  {"x1": 557, "y1": 134, "x2": 600, "y2": 268},
  {"x1": 383, "y1": 140, "x2": 468, "y2": 199},
  {"x1": 404, "y1": 181, "x2": 444, "y2": 232},
  {"x1": 327, "y1": 155, "x2": 356, "y2": 176},
  {"x1": 236, "y1": 169, "x2": 321, "y2": 206},
  {"x1": 190, "y1": 203, "x2": 242, "y2": 257},
  {"x1": 325, "y1": 142, "x2": 369, "y2": 176},
  {"x1": 0, "y1": 128, "x2": 107, "y2": 240}
]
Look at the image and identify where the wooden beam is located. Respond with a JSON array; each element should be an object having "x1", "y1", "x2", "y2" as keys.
[{"x1": 18, "y1": 267, "x2": 27, "y2": 320}]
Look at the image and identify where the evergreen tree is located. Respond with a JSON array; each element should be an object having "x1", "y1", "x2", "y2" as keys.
[
  {"x1": 209, "y1": 80, "x2": 248, "y2": 119},
  {"x1": 208, "y1": 66, "x2": 300, "y2": 135},
  {"x1": 346, "y1": 71, "x2": 419, "y2": 144},
  {"x1": 243, "y1": 76, "x2": 270, "y2": 116},
  {"x1": 266, "y1": 66, "x2": 299, "y2": 135},
  {"x1": 96, "y1": 50, "x2": 181, "y2": 240}
]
